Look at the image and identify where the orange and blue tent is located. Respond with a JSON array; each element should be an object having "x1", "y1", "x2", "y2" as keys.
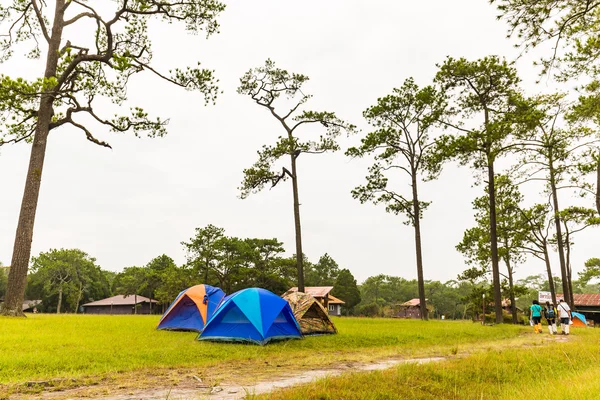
[
  {"x1": 572, "y1": 312, "x2": 588, "y2": 327},
  {"x1": 157, "y1": 284, "x2": 225, "y2": 332},
  {"x1": 198, "y1": 288, "x2": 302, "y2": 345}
]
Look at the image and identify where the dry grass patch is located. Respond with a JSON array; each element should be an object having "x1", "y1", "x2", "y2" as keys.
[{"x1": 259, "y1": 329, "x2": 600, "y2": 400}]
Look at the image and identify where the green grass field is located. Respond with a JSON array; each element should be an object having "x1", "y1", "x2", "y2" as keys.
[
  {"x1": 0, "y1": 314, "x2": 526, "y2": 389},
  {"x1": 8, "y1": 315, "x2": 599, "y2": 399},
  {"x1": 260, "y1": 328, "x2": 600, "y2": 400}
]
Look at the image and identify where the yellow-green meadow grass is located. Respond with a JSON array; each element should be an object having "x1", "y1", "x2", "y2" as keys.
[{"x1": 0, "y1": 314, "x2": 526, "y2": 388}]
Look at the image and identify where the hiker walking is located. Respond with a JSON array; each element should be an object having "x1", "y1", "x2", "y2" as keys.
[
  {"x1": 544, "y1": 301, "x2": 557, "y2": 335},
  {"x1": 530, "y1": 300, "x2": 543, "y2": 334},
  {"x1": 558, "y1": 299, "x2": 572, "y2": 336}
]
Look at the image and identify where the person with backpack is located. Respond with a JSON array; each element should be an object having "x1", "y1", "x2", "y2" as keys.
[
  {"x1": 544, "y1": 301, "x2": 557, "y2": 335},
  {"x1": 530, "y1": 300, "x2": 543, "y2": 334},
  {"x1": 558, "y1": 299, "x2": 572, "y2": 335}
]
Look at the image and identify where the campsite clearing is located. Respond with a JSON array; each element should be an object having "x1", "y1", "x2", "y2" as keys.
[{"x1": 0, "y1": 315, "x2": 529, "y2": 397}]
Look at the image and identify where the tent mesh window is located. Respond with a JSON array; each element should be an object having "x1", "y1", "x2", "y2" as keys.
[
  {"x1": 221, "y1": 306, "x2": 251, "y2": 324},
  {"x1": 303, "y1": 304, "x2": 323, "y2": 319}
]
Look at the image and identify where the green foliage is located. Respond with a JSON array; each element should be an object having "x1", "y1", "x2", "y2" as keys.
[
  {"x1": 332, "y1": 269, "x2": 361, "y2": 313},
  {"x1": 570, "y1": 81, "x2": 600, "y2": 126},
  {"x1": 492, "y1": 0, "x2": 600, "y2": 78},
  {"x1": 457, "y1": 175, "x2": 525, "y2": 270},
  {"x1": 457, "y1": 267, "x2": 487, "y2": 285},
  {"x1": 181, "y1": 225, "x2": 295, "y2": 294},
  {"x1": 517, "y1": 274, "x2": 555, "y2": 292},
  {"x1": 493, "y1": 1, "x2": 600, "y2": 216},
  {"x1": 0, "y1": 0, "x2": 225, "y2": 147},
  {"x1": 507, "y1": 92, "x2": 597, "y2": 304},
  {"x1": 182, "y1": 224, "x2": 225, "y2": 282},
  {"x1": 433, "y1": 56, "x2": 530, "y2": 169},
  {"x1": 356, "y1": 276, "x2": 473, "y2": 320},
  {"x1": 115, "y1": 264, "x2": 164, "y2": 312},
  {"x1": 240, "y1": 238, "x2": 295, "y2": 294},
  {"x1": 115, "y1": 255, "x2": 188, "y2": 309},
  {"x1": 518, "y1": 203, "x2": 554, "y2": 261},
  {"x1": 107, "y1": 230, "x2": 345, "y2": 308},
  {"x1": 304, "y1": 253, "x2": 340, "y2": 286},
  {"x1": 558, "y1": 206, "x2": 600, "y2": 282},
  {"x1": 502, "y1": 280, "x2": 529, "y2": 300},
  {"x1": 360, "y1": 275, "x2": 416, "y2": 307},
  {"x1": 347, "y1": 78, "x2": 445, "y2": 225},
  {"x1": 237, "y1": 59, "x2": 356, "y2": 198},
  {"x1": 115, "y1": 266, "x2": 147, "y2": 299},
  {"x1": 425, "y1": 280, "x2": 469, "y2": 320},
  {"x1": 456, "y1": 267, "x2": 493, "y2": 320},
  {"x1": 513, "y1": 94, "x2": 599, "y2": 204},
  {"x1": 434, "y1": 56, "x2": 534, "y2": 323},
  {"x1": 457, "y1": 226, "x2": 491, "y2": 268},
  {"x1": 559, "y1": 206, "x2": 600, "y2": 230},
  {"x1": 153, "y1": 264, "x2": 195, "y2": 305},
  {"x1": 579, "y1": 258, "x2": 600, "y2": 287},
  {"x1": 356, "y1": 302, "x2": 380, "y2": 317},
  {"x1": 558, "y1": 205, "x2": 600, "y2": 266},
  {"x1": 457, "y1": 175, "x2": 527, "y2": 322},
  {"x1": 28, "y1": 249, "x2": 110, "y2": 313},
  {"x1": 144, "y1": 255, "x2": 175, "y2": 298},
  {"x1": 516, "y1": 274, "x2": 564, "y2": 311},
  {"x1": 102, "y1": 270, "x2": 118, "y2": 294}
]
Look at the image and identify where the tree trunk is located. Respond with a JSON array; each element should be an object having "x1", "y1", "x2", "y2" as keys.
[
  {"x1": 75, "y1": 282, "x2": 83, "y2": 314},
  {"x1": 504, "y1": 254, "x2": 518, "y2": 324},
  {"x1": 57, "y1": 283, "x2": 63, "y2": 315},
  {"x1": 543, "y1": 244, "x2": 557, "y2": 306},
  {"x1": 564, "y1": 230, "x2": 575, "y2": 307},
  {"x1": 487, "y1": 161, "x2": 503, "y2": 323},
  {"x1": 411, "y1": 172, "x2": 428, "y2": 321},
  {"x1": 1, "y1": 1, "x2": 67, "y2": 317},
  {"x1": 549, "y1": 159, "x2": 571, "y2": 307},
  {"x1": 290, "y1": 153, "x2": 305, "y2": 292}
]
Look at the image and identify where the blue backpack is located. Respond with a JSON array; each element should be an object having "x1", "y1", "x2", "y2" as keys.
[{"x1": 545, "y1": 307, "x2": 555, "y2": 319}]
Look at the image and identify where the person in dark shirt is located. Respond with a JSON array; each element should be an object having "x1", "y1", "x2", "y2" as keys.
[{"x1": 544, "y1": 301, "x2": 557, "y2": 335}]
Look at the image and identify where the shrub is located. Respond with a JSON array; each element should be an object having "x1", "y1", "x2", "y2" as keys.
[{"x1": 357, "y1": 303, "x2": 380, "y2": 317}]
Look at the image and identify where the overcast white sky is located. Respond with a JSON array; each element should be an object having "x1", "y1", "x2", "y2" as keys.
[{"x1": 0, "y1": 0, "x2": 597, "y2": 284}]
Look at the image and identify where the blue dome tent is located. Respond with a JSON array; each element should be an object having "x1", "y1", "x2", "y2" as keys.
[
  {"x1": 157, "y1": 284, "x2": 225, "y2": 332},
  {"x1": 198, "y1": 288, "x2": 302, "y2": 345}
]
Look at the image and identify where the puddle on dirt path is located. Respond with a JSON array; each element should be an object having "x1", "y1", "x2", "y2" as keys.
[
  {"x1": 89, "y1": 357, "x2": 445, "y2": 400},
  {"x1": 228, "y1": 358, "x2": 446, "y2": 400}
]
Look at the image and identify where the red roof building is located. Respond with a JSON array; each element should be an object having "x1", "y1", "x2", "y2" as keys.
[
  {"x1": 392, "y1": 298, "x2": 433, "y2": 319},
  {"x1": 573, "y1": 294, "x2": 600, "y2": 307},
  {"x1": 82, "y1": 295, "x2": 157, "y2": 315},
  {"x1": 555, "y1": 294, "x2": 600, "y2": 307},
  {"x1": 555, "y1": 293, "x2": 600, "y2": 325}
]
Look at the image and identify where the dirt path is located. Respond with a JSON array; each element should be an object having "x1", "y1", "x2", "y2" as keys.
[
  {"x1": 13, "y1": 333, "x2": 565, "y2": 400},
  {"x1": 90, "y1": 357, "x2": 446, "y2": 400}
]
